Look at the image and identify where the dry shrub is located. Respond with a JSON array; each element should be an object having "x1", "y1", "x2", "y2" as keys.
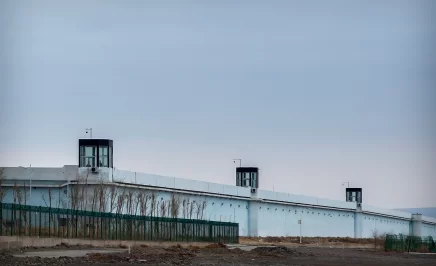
[
  {"x1": 188, "y1": 245, "x2": 201, "y2": 251},
  {"x1": 264, "y1": 236, "x2": 282, "y2": 242},
  {"x1": 241, "y1": 236, "x2": 375, "y2": 245},
  {"x1": 416, "y1": 246, "x2": 429, "y2": 253},
  {"x1": 205, "y1": 242, "x2": 226, "y2": 249},
  {"x1": 87, "y1": 253, "x2": 105, "y2": 261},
  {"x1": 165, "y1": 243, "x2": 183, "y2": 251}
]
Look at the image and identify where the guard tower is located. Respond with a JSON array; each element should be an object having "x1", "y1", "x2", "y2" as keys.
[
  {"x1": 236, "y1": 167, "x2": 259, "y2": 190},
  {"x1": 346, "y1": 188, "x2": 362, "y2": 204},
  {"x1": 78, "y1": 139, "x2": 113, "y2": 170}
]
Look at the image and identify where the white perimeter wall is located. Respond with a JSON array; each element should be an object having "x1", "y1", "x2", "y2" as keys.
[
  {"x1": 257, "y1": 203, "x2": 355, "y2": 237},
  {"x1": 422, "y1": 222, "x2": 436, "y2": 238},
  {"x1": 1, "y1": 166, "x2": 436, "y2": 238}
]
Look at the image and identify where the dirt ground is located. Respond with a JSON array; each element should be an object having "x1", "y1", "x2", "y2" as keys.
[
  {"x1": 240, "y1": 236, "x2": 379, "y2": 246},
  {"x1": 1, "y1": 242, "x2": 436, "y2": 266}
]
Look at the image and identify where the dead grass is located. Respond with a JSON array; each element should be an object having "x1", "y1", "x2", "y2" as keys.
[
  {"x1": 188, "y1": 245, "x2": 201, "y2": 251},
  {"x1": 204, "y1": 243, "x2": 226, "y2": 249},
  {"x1": 240, "y1": 236, "x2": 375, "y2": 245}
]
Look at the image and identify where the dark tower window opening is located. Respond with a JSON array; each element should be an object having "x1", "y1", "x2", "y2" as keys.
[
  {"x1": 346, "y1": 188, "x2": 362, "y2": 204},
  {"x1": 80, "y1": 146, "x2": 97, "y2": 167},
  {"x1": 99, "y1": 146, "x2": 108, "y2": 167},
  {"x1": 79, "y1": 139, "x2": 113, "y2": 168},
  {"x1": 236, "y1": 167, "x2": 259, "y2": 189}
]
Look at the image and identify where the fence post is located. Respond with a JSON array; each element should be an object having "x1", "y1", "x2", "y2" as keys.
[
  {"x1": 83, "y1": 214, "x2": 86, "y2": 239},
  {"x1": 48, "y1": 207, "x2": 51, "y2": 238},
  {"x1": 28, "y1": 207, "x2": 31, "y2": 237},
  {"x1": 143, "y1": 216, "x2": 146, "y2": 241},
  {"x1": 237, "y1": 223, "x2": 239, "y2": 243},
  {"x1": 11, "y1": 204, "x2": 14, "y2": 236},
  {"x1": 100, "y1": 213, "x2": 103, "y2": 240},
  {"x1": 169, "y1": 219, "x2": 172, "y2": 241},
  {"x1": 38, "y1": 206, "x2": 42, "y2": 237},
  {"x1": 0, "y1": 203, "x2": 3, "y2": 236},
  {"x1": 150, "y1": 216, "x2": 153, "y2": 241},
  {"x1": 57, "y1": 212, "x2": 59, "y2": 238},
  {"x1": 18, "y1": 204, "x2": 22, "y2": 237},
  {"x1": 115, "y1": 215, "x2": 117, "y2": 240},
  {"x1": 108, "y1": 216, "x2": 111, "y2": 240},
  {"x1": 175, "y1": 219, "x2": 178, "y2": 242},
  {"x1": 209, "y1": 223, "x2": 212, "y2": 242},
  {"x1": 75, "y1": 210, "x2": 78, "y2": 238},
  {"x1": 67, "y1": 210, "x2": 69, "y2": 239}
]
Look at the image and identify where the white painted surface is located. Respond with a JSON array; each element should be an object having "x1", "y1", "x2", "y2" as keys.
[
  {"x1": 361, "y1": 204, "x2": 411, "y2": 219},
  {"x1": 1, "y1": 165, "x2": 434, "y2": 238},
  {"x1": 421, "y1": 223, "x2": 436, "y2": 238},
  {"x1": 422, "y1": 215, "x2": 436, "y2": 224}
]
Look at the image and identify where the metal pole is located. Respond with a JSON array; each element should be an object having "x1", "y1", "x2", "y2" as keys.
[
  {"x1": 86, "y1": 128, "x2": 93, "y2": 139},
  {"x1": 299, "y1": 219, "x2": 302, "y2": 244},
  {"x1": 233, "y1": 159, "x2": 242, "y2": 167},
  {"x1": 29, "y1": 165, "x2": 32, "y2": 198},
  {"x1": 342, "y1": 182, "x2": 350, "y2": 188},
  {"x1": 299, "y1": 210, "x2": 304, "y2": 244}
]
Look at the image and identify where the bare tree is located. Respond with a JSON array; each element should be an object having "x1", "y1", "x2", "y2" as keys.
[
  {"x1": 90, "y1": 187, "x2": 98, "y2": 212},
  {"x1": 41, "y1": 188, "x2": 55, "y2": 235},
  {"x1": 12, "y1": 181, "x2": 25, "y2": 205},
  {"x1": 189, "y1": 200, "x2": 195, "y2": 219},
  {"x1": 22, "y1": 181, "x2": 29, "y2": 205},
  {"x1": 160, "y1": 200, "x2": 167, "y2": 217},
  {"x1": 108, "y1": 185, "x2": 119, "y2": 213},
  {"x1": 0, "y1": 168, "x2": 7, "y2": 234},
  {"x1": 149, "y1": 192, "x2": 157, "y2": 217},
  {"x1": 166, "y1": 200, "x2": 171, "y2": 217},
  {"x1": 41, "y1": 188, "x2": 53, "y2": 208},
  {"x1": 68, "y1": 171, "x2": 89, "y2": 238},
  {"x1": 96, "y1": 180, "x2": 108, "y2": 213},
  {"x1": 126, "y1": 190, "x2": 135, "y2": 215},
  {"x1": 69, "y1": 171, "x2": 89, "y2": 211},
  {"x1": 84, "y1": 180, "x2": 109, "y2": 239},
  {"x1": 136, "y1": 191, "x2": 146, "y2": 216},
  {"x1": 170, "y1": 193, "x2": 181, "y2": 218},
  {"x1": 182, "y1": 198, "x2": 190, "y2": 219},
  {"x1": 0, "y1": 167, "x2": 8, "y2": 203},
  {"x1": 21, "y1": 181, "x2": 29, "y2": 234},
  {"x1": 57, "y1": 188, "x2": 61, "y2": 209},
  {"x1": 195, "y1": 200, "x2": 207, "y2": 220},
  {"x1": 116, "y1": 189, "x2": 127, "y2": 215},
  {"x1": 371, "y1": 229, "x2": 385, "y2": 250}
]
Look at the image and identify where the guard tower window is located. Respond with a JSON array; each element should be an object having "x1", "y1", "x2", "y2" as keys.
[
  {"x1": 80, "y1": 146, "x2": 97, "y2": 167},
  {"x1": 245, "y1": 172, "x2": 251, "y2": 187},
  {"x1": 108, "y1": 146, "x2": 113, "y2": 167},
  {"x1": 236, "y1": 172, "x2": 242, "y2": 186},
  {"x1": 99, "y1": 146, "x2": 108, "y2": 167},
  {"x1": 252, "y1": 172, "x2": 257, "y2": 188}
]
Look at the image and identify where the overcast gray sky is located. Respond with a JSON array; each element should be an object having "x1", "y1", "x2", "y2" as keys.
[{"x1": 1, "y1": 0, "x2": 435, "y2": 209}]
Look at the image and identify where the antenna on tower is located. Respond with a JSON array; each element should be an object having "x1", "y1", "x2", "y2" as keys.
[{"x1": 85, "y1": 128, "x2": 93, "y2": 139}]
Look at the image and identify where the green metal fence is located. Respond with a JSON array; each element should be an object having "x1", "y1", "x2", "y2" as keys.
[
  {"x1": 385, "y1": 234, "x2": 436, "y2": 253},
  {"x1": 0, "y1": 203, "x2": 239, "y2": 244}
]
